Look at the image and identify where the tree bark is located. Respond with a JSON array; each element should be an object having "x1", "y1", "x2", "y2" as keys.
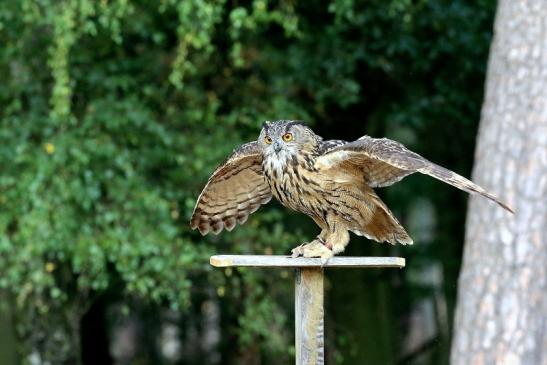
[{"x1": 451, "y1": 1, "x2": 547, "y2": 365}]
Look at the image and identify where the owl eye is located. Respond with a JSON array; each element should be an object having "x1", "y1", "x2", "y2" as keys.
[
  {"x1": 282, "y1": 133, "x2": 293, "y2": 142},
  {"x1": 264, "y1": 136, "x2": 273, "y2": 144}
]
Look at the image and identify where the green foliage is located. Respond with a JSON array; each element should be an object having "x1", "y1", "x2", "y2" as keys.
[{"x1": 0, "y1": 0, "x2": 495, "y2": 364}]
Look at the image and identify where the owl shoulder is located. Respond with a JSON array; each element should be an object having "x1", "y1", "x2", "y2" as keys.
[{"x1": 317, "y1": 139, "x2": 347, "y2": 155}]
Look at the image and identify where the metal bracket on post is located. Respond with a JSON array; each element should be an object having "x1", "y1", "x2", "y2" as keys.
[{"x1": 210, "y1": 255, "x2": 405, "y2": 365}]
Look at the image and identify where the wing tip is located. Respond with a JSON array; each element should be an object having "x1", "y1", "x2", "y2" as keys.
[
  {"x1": 497, "y1": 201, "x2": 515, "y2": 214},
  {"x1": 399, "y1": 236, "x2": 414, "y2": 245},
  {"x1": 474, "y1": 191, "x2": 514, "y2": 214},
  {"x1": 190, "y1": 224, "x2": 210, "y2": 236},
  {"x1": 190, "y1": 212, "x2": 250, "y2": 236},
  {"x1": 190, "y1": 215, "x2": 212, "y2": 236}
]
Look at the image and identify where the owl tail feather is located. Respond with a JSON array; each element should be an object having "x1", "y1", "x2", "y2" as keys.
[{"x1": 352, "y1": 191, "x2": 413, "y2": 245}]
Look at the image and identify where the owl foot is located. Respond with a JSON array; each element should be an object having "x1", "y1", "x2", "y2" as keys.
[{"x1": 291, "y1": 239, "x2": 333, "y2": 264}]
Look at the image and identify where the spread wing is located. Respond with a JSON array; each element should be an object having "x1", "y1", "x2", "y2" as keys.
[
  {"x1": 316, "y1": 136, "x2": 514, "y2": 213},
  {"x1": 190, "y1": 141, "x2": 272, "y2": 235}
]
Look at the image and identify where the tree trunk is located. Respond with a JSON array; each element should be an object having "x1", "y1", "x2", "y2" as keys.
[{"x1": 451, "y1": 1, "x2": 547, "y2": 365}]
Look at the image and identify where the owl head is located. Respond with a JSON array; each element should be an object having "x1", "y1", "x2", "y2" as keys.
[{"x1": 258, "y1": 120, "x2": 319, "y2": 159}]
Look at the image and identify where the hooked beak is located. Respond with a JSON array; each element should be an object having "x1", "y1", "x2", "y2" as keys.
[{"x1": 274, "y1": 141, "x2": 282, "y2": 153}]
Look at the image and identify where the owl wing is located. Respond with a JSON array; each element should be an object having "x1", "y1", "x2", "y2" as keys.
[
  {"x1": 315, "y1": 136, "x2": 513, "y2": 213},
  {"x1": 190, "y1": 141, "x2": 272, "y2": 235}
]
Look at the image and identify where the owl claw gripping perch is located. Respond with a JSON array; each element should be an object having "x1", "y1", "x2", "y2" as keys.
[
  {"x1": 290, "y1": 238, "x2": 333, "y2": 264},
  {"x1": 191, "y1": 120, "x2": 513, "y2": 259}
]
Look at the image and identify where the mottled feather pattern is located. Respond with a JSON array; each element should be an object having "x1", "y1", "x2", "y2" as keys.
[
  {"x1": 317, "y1": 139, "x2": 347, "y2": 154},
  {"x1": 320, "y1": 136, "x2": 513, "y2": 212},
  {"x1": 191, "y1": 121, "x2": 512, "y2": 259},
  {"x1": 350, "y1": 188, "x2": 413, "y2": 245},
  {"x1": 190, "y1": 141, "x2": 272, "y2": 235}
]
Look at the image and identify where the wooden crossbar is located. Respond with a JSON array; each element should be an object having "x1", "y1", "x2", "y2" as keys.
[
  {"x1": 210, "y1": 255, "x2": 405, "y2": 365},
  {"x1": 210, "y1": 255, "x2": 405, "y2": 268}
]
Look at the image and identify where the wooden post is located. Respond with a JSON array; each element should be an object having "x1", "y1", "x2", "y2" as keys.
[
  {"x1": 295, "y1": 268, "x2": 324, "y2": 365},
  {"x1": 210, "y1": 255, "x2": 405, "y2": 364}
]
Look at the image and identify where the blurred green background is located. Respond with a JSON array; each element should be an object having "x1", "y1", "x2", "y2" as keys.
[{"x1": 0, "y1": 0, "x2": 496, "y2": 364}]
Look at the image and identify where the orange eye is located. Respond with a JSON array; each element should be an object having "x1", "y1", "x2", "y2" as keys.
[
  {"x1": 264, "y1": 136, "x2": 273, "y2": 144},
  {"x1": 282, "y1": 133, "x2": 293, "y2": 142}
]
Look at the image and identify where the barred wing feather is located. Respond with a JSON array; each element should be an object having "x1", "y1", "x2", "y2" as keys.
[
  {"x1": 190, "y1": 141, "x2": 272, "y2": 235},
  {"x1": 316, "y1": 136, "x2": 513, "y2": 213}
]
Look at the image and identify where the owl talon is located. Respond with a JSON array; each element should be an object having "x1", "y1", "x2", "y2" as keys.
[
  {"x1": 290, "y1": 240, "x2": 333, "y2": 261},
  {"x1": 290, "y1": 242, "x2": 309, "y2": 258},
  {"x1": 318, "y1": 249, "x2": 334, "y2": 265}
]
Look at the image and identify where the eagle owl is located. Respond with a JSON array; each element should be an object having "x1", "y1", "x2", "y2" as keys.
[{"x1": 191, "y1": 120, "x2": 513, "y2": 262}]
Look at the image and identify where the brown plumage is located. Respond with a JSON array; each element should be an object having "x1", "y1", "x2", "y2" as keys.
[{"x1": 191, "y1": 120, "x2": 513, "y2": 262}]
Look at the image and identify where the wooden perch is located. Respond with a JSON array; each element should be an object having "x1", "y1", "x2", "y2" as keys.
[
  {"x1": 210, "y1": 255, "x2": 405, "y2": 268},
  {"x1": 210, "y1": 255, "x2": 405, "y2": 365}
]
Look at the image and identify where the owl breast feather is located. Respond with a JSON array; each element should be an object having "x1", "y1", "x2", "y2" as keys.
[{"x1": 262, "y1": 152, "x2": 326, "y2": 219}]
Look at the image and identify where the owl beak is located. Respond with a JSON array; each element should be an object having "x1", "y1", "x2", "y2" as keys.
[{"x1": 274, "y1": 141, "x2": 282, "y2": 153}]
